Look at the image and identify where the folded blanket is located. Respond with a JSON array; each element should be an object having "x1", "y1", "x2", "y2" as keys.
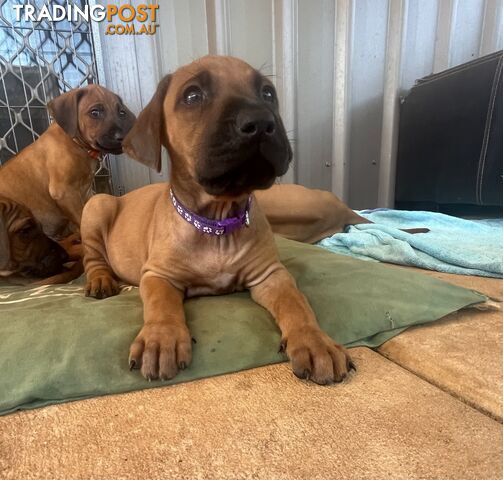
[
  {"x1": 317, "y1": 209, "x2": 503, "y2": 278},
  {"x1": 0, "y1": 237, "x2": 486, "y2": 416}
]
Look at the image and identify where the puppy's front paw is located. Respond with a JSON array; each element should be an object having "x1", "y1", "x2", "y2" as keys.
[
  {"x1": 85, "y1": 272, "x2": 119, "y2": 299},
  {"x1": 129, "y1": 323, "x2": 192, "y2": 381},
  {"x1": 283, "y1": 326, "x2": 355, "y2": 385}
]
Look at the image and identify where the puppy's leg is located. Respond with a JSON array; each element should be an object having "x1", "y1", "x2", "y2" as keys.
[
  {"x1": 81, "y1": 197, "x2": 119, "y2": 299},
  {"x1": 251, "y1": 266, "x2": 354, "y2": 384},
  {"x1": 48, "y1": 179, "x2": 85, "y2": 228},
  {"x1": 129, "y1": 275, "x2": 192, "y2": 380},
  {"x1": 58, "y1": 232, "x2": 83, "y2": 261},
  {"x1": 32, "y1": 260, "x2": 84, "y2": 285},
  {"x1": 84, "y1": 252, "x2": 119, "y2": 299}
]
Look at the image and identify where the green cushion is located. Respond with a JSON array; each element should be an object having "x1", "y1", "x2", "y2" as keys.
[{"x1": 0, "y1": 237, "x2": 485, "y2": 415}]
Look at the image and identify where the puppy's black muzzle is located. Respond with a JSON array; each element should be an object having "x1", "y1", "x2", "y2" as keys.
[
  {"x1": 97, "y1": 131, "x2": 127, "y2": 154},
  {"x1": 197, "y1": 103, "x2": 292, "y2": 196},
  {"x1": 97, "y1": 114, "x2": 136, "y2": 154},
  {"x1": 23, "y1": 242, "x2": 69, "y2": 278}
]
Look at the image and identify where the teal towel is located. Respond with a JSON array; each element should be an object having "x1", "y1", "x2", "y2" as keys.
[{"x1": 317, "y1": 209, "x2": 503, "y2": 278}]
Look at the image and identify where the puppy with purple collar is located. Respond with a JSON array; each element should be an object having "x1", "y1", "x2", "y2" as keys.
[{"x1": 81, "y1": 56, "x2": 353, "y2": 385}]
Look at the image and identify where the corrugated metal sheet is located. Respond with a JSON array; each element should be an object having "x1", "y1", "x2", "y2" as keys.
[{"x1": 99, "y1": 0, "x2": 503, "y2": 208}]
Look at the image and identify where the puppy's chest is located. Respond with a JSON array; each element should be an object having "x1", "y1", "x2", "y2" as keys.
[
  {"x1": 165, "y1": 243, "x2": 250, "y2": 296},
  {"x1": 186, "y1": 272, "x2": 243, "y2": 297},
  {"x1": 178, "y1": 254, "x2": 243, "y2": 296}
]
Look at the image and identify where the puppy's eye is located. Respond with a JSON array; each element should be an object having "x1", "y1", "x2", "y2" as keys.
[
  {"x1": 119, "y1": 109, "x2": 126, "y2": 117},
  {"x1": 262, "y1": 86, "x2": 276, "y2": 103},
  {"x1": 89, "y1": 109, "x2": 102, "y2": 118},
  {"x1": 17, "y1": 222, "x2": 35, "y2": 237},
  {"x1": 183, "y1": 86, "x2": 204, "y2": 105}
]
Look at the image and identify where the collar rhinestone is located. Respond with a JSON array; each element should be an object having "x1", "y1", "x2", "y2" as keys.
[{"x1": 169, "y1": 188, "x2": 251, "y2": 236}]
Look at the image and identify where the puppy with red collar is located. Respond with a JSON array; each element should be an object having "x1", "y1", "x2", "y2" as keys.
[{"x1": 0, "y1": 85, "x2": 135, "y2": 239}]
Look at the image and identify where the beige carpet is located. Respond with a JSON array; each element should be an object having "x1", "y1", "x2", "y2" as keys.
[
  {"x1": 379, "y1": 267, "x2": 503, "y2": 422},
  {"x1": 1, "y1": 267, "x2": 502, "y2": 480}
]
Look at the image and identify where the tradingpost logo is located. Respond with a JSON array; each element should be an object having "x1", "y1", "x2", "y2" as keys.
[{"x1": 12, "y1": 3, "x2": 160, "y2": 36}]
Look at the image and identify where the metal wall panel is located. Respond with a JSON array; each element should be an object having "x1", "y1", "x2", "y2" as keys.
[
  {"x1": 296, "y1": 0, "x2": 335, "y2": 191},
  {"x1": 449, "y1": 0, "x2": 486, "y2": 67},
  {"x1": 228, "y1": 0, "x2": 273, "y2": 71},
  {"x1": 348, "y1": 0, "x2": 388, "y2": 208},
  {"x1": 99, "y1": 0, "x2": 503, "y2": 207},
  {"x1": 401, "y1": 0, "x2": 438, "y2": 88}
]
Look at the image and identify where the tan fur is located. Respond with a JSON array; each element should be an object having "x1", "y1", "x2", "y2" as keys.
[
  {"x1": 258, "y1": 185, "x2": 427, "y2": 242},
  {"x1": 256, "y1": 184, "x2": 371, "y2": 243},
  {"x1": 82, "y1": 56, "x2": 353, "y2": 385},
  {"x1": 0, "y1": 85, "x2": 134, "y2": 239},
  {"x1": 0, "y1": 196, "x2": 82, "y2": 284},
  {"x1": 0, "y1": 123, "x2": 96, "y2": 238}
]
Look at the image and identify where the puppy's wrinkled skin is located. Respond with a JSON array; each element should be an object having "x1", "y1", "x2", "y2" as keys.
[
  {"x1": 0, "y1": 85, "x2": 135, "y2": 239},
  {"x1": 82, "y1": 56, "x2": 353, "y2": 385},
  {"x1": 0, "y1": 196, "x2": 83, "y2": 284}
]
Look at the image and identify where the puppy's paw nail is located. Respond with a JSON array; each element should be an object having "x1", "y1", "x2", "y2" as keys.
[
  {"x1": 179, "y1": 362, "x2": 186, "y2": 370},
  {"x1": 294, "y1": 369, "x2": 311, "y2": 380},
  {"x1": 129, "y1": 359, "x2": 136, "y2": 371},
  {"x1": 349, "y1": 361, "x2": 357, "y2": 372},
  {"x1": 278, "y1": 340, "x2": 287, "y2": 354},
  {"x1": 191, "y1": 337, "x2": 197, "y2": 344}
]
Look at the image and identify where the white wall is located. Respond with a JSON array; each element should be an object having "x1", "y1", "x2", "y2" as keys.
[{"x1": 98, "y1": 0, "x2": 503, "y2": 208}]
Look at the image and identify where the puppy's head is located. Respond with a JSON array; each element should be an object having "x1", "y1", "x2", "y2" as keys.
[
  {"x1": 0, "y1": 198, "x2": 68, "y2": 279},
  {"x1": 48, "y1": 84, "x2": 136, "y2": 154},
  {"x1": 124, "y1": 56, "x2": 292, "y2": 197}
]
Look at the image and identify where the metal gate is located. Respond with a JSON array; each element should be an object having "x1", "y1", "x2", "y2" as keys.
[{"x1": 0, "y1": 0, "x2": 111, "y2": 191}]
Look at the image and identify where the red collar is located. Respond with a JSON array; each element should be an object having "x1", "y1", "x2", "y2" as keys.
[{"x1": 72, "y1": 137, "x2": 102, "y2": 160}]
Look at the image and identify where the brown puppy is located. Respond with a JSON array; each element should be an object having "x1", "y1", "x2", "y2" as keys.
[
  {"x1": 0, "y1": 196, "x2": 77, "y2": 283},
  {"x1": 257, "y1": 185, "x2": 428, "y2": 244},
  {"x1": 0, "y1": 85, "x2": 135, "y2": 239},
  {"x1": 82, "y1": 55, "x2": 353, "y2": 385},
  {"x1": 255, "y1": 184, "x2": 371, "y2": 244}
]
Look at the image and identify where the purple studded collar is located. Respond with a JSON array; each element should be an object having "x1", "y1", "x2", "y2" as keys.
[{"x1": 170, "y1": 188, "x2": 251, "y2": 236}]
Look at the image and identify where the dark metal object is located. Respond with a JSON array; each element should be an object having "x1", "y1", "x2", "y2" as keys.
[{"x1": 396, "y1": 50, "x2": 503, "y2": 212}]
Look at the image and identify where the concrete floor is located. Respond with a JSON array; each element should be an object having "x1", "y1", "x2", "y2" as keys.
[{"x1": 1, "y1": 267, "x2": 502, "y2": 480}]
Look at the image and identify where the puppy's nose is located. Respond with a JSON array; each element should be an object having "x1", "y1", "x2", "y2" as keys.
[
  {"x1": 236, "y1": 110, "x2": 276, "y2": 138},
  {"x1": 59, "y1": 248, "x2": 69, "y2": 263},
  {"x1": 114, "y1": 131, "x2": 124, "y2": 142},
  {"x1": 48, "y1": 243, "x2": 68, "y2": 264}
]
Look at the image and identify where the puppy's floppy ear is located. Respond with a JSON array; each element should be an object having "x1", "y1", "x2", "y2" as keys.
[
  {"x1": 123, "y1": 74, "x2": 172, "y2": 173},
  {"x1": 0, "y1": 206, "x2": 11, "y2": 271},
  {"x1": 48, "y1": 88, "x2": 84, "y2": 138}
]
